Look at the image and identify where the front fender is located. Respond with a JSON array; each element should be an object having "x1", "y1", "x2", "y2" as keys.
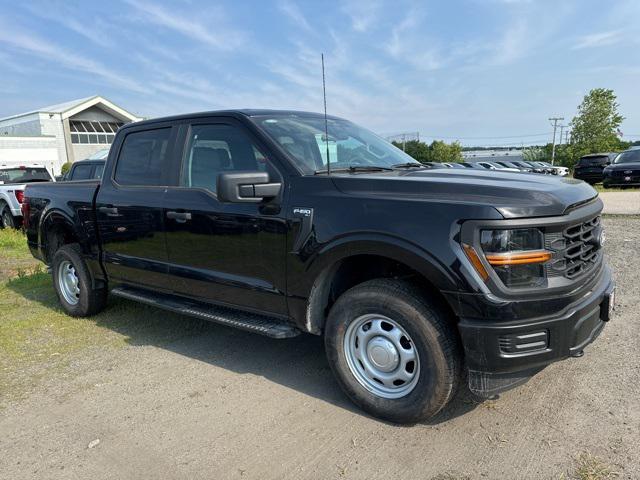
[{"x1": 307, "y1": 233, "x2": 460, "y2": 292}]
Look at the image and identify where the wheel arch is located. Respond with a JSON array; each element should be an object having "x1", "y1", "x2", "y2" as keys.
[
  {"x1": 39, "y1": 209, "x2": 87, "y2": 263},
  {"x1": 301, "y1": 236, "x2": 461, "y2": 335}
]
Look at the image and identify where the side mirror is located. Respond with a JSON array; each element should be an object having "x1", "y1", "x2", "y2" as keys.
[{"x1": 217, "y1": 171, "x2": 281, "y2": 203}]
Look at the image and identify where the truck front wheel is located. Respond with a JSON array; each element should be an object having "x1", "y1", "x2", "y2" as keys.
[
  {"x1": 52, "y1": 243, "x2": 107, "y2": 317},
  {"x1": 324, "y1": 279, "x2": 461, "y2": 423}
]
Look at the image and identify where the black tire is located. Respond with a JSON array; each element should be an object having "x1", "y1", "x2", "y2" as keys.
[
  {"x1": 1, "y1": 205, "x2": 15, "y2": 229},
  {"x1": 52, "y1": 243, "x2": 107, "y2": 317},
  {"x1": 324, "y1": 279, "x2": 462, "y2": 424}
]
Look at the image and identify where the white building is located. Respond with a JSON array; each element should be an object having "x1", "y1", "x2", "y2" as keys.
[{"x1": 0, "y1": 96, "x2": 142, "y2": 174}]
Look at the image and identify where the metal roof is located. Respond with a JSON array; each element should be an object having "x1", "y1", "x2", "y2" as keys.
[{"x1": 0, "y1": 95, "x2": 142, "y2": 123}]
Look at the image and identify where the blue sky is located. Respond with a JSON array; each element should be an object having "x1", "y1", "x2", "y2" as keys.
[{"x1": 1, "y1": 0, "x2": 638, "y2": 146}]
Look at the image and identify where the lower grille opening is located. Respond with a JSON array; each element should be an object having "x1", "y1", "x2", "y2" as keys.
[{"x1": 499, "y1": 330, "x2": 549, "y2": 355}]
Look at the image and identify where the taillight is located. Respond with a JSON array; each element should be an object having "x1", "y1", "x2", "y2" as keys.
[
  {"x1": 21, "y1": 196, "x2": 30, "y2": 228},
  {"x1": 15, "y1": 190, "x2": 24, "y2": 204}
]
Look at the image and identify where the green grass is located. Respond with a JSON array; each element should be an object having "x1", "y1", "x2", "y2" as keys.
[
  {"x1": 0, "y1": 229, "x2": 211, "y2": 404},
  {"x1": 593, "y1": 184, "x2": 636, "y2": 193},
  {"x1": 0, "y1": 228, "x2": 39, "y2": 282}
]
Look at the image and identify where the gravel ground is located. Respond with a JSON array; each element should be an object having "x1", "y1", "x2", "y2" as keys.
[
  {"x1": 0, "y1": 217, "x2": 639, "y2": 480},
  {"x1": 600, "y1": 192, "x2": 640, "y2": 215}
]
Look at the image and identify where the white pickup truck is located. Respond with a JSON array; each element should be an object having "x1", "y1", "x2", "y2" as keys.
[{"x1": 0, "y1": 164, "x2": 54, "y2": 228}]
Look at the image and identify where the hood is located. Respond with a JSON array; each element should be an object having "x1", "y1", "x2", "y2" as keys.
[
  {"x1": 606, "y1": 162, "x2": 640, "y2": 171},
  {"x1": 329, "y1": 168, "x2": 598, "y2": 218}
]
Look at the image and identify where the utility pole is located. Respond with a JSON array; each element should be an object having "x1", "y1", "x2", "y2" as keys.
[
  {"x1": 549, "y1": 117, "x2": 564, "y2": 165},
  {"x1": 401, "y1": 134, "x2": 406, "y2": 152},
  {"x1": 558, "y1": 124, "x2": 565, "y2": 146}
]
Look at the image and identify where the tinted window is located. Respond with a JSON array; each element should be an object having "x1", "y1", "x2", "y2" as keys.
[
  {"x1": 0, "y1": 167, "x2": 52, "y2": 184},
  {"x1": 115, "y1": 128, "x2": 171, "y2": 186},
  {"x1": 95, "y1": 163, "x2": 105, "y2": 179},
  {"x1": 71, "y1": 164, "x2": 93, "y2": 180},
  {"x1": 578, "y1": 156, "x2": 608, "y2": 167},
  {"x1": 181, "y1": 124, "x2": 270, "y2": 194},
  {"x1": 613, "y1": 150, "x2": 640, "y2": 164}
]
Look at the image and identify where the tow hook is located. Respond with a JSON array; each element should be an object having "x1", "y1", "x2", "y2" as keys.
[{"x1": 572, "y1": 350, "x2": 585, "y2": 358}]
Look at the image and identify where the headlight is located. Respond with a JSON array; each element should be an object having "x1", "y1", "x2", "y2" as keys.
[{"x1": 477, "y1": 228, "x2": 551, "y2": 288}]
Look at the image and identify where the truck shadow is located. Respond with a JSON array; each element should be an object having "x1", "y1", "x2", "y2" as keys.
[{"x1": 8, "y1": 274, "x2": 482, "y2": 425}]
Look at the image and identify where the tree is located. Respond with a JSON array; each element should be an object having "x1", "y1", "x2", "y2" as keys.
[
  {"x1": 392, "y1": 139, "x2": 463, "y2": 164},
  {"x1": 392, "y1": 140, "x2": 431, "y2": 163},
  {"x1": 522, "y1": 147, "x2": 545, "y2": 162},
  {"x1": 60, "y1": 162, "x2": 73, "y2": 175},
  {"x1": 567, "y1": 88, "x2": 625, "y2": 169},
  {"x1": 428, "y1": 140, "x2": 463, "y2": 163}
]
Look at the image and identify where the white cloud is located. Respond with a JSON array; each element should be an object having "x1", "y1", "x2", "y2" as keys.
[
  {"x1": 341, "y1": 0, "x2": 382, "y2": 32},
  {"x1": 124, "y1": 0, "x2": 246, "y2": 51},
  {"x1": 21, "y1": 5, "x2": 113, "y2": 48},
  {"x1": 0, "y1": 23, "x2": 146, "y2": 93},
  {"x1": 278, "y1": 1, "x2": 313, "y2": 32},
  {"x1": 572, "y1": 30, "x2": 624, "y2": 50},
  {"x1": 491, "y1": 19, "x2": 529, "y2": 65}
]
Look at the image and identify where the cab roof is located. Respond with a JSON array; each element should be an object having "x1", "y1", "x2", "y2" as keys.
[{"x1": 122, "y1": 109, "x2": 344, "y2": 130}]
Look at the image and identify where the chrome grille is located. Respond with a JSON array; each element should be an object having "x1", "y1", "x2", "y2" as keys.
[{"x1": 546, "y1": 216, "x2": 601, "y2": 279}]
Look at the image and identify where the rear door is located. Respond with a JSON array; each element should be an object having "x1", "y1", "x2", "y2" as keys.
[
  {"x1": 96, "y1": 123, "x2": 180, "y2": 291},
  {"x1": 163, "y1": 117, "x2": 289, "y2": 316}
]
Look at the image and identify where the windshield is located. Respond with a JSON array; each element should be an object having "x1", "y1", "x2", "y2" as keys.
[
  {"x1": 578, "y1": 156, "x2": 608, "y2": 166},
  {"x1": 614, "y1": 150, "x2": 640, "y2": 164},
  {"x1": 253, "y1": 114, "x2": 419, "y2": 174},
  {"x1": 0, "y1": 167, "x2": 52, "y2": 184}
]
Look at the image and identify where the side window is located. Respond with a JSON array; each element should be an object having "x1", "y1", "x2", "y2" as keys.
[
  {"x1": 71, "y1": 164, "x2": 93, "y2": 180},
  {"x1": 114, "y1": 128, "x2": 172, "y2": 186},
  {"x1": 182, "y1": 124, "x2": 271, "y2": 194},
  {"x1": 94, "y1": 163, "x2": 105, "y2": 179}
]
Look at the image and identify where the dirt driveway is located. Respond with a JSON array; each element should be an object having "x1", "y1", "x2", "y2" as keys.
[{"x1": 1, "y1": 217, "x2": 639, "y2": 480}]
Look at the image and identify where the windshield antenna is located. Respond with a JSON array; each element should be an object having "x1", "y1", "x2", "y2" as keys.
[{"x1": 322, "y1": 53, "x2": 331, "y2": 176}]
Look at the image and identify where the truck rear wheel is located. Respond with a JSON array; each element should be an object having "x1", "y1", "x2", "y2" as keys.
[
  {"x1": 52, "y1": 243, "x2": 107, "y2": 317},
  {"x1": 1, "y1": 205, "x2": 15, "y2": 229},
  {"x1": 324, "y1": 279, "x2": 461, "y2": 423}
]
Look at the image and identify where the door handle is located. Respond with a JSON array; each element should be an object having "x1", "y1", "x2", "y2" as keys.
[
  {"x1": 98, "y1": 206, "x2": 119, "y2": 216},
  {"x1": 166, "y1": 211, "x2": 192, "y2": 223}
]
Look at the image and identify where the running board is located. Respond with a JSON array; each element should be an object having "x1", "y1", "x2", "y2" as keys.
[{"x1": 111, "y1": 286, "x2": 301, "y2": 339}]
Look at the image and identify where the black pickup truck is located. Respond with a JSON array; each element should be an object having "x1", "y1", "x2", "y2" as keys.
[{"x1": 23, "y1": 110, "x2": 615, "y2": 423}]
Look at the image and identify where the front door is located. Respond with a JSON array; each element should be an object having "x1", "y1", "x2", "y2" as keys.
[
  {"x1": 163, "y1": 119, "x2": 288, "y2": 316},
  {"x1": 96, "y1": 124, "x2": 179, "y2": 291}
]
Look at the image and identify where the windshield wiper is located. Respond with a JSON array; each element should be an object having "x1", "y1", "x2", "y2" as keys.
[
  {"x1": 391, "y1": 162, "x2": 427, "y2": 169},
  {"x1": 314, "y1": 165, "x2": 394, "y2": 174}
]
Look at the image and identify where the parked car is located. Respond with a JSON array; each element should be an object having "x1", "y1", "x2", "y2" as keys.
[
  {"x1": 539, "y1": 162, "x2": 569, "y2": 177},
  {"x1": 0, "y1": 164, "x2": 54, "y2": 228},
  {"x1": 495, "y1": 160, "x2": 532, "y2": 172},
  {"x1": 23, "y1": 109, "x2": 614, "y2": 423},
  {"x1": 442, "y1": 162, "x2": 466, "y2": 169},
  {"x1": 603, "y1": 149, "x2": 640, "y2": 188},
  {"x1": 527, "y1": 161, "x2": 555, "y2": 175},
  {"x1": 61, "y1": 159, "x2": 106, "y2": 181},
  {"x1": 476, "y1": 161, "x2": 520, "y2": 172},
  {"x1": 574, "y1": 153, "x2": 618, "y2": 184}
]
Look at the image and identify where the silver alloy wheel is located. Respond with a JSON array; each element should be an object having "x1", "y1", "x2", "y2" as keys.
[
  {"x1": 344, "y1": 314, "x2": 420, "y2": 399},
  {"x1": 58, "y1": 260, "x2": 80, "y2": 305}
]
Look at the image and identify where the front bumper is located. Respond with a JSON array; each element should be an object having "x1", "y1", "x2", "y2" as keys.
[
  {"x1": 574, "y1": 172, "x2": 603, "y2": 183},
  {"x1": 453, "y1": 264, "x2": 614, "y2": 397},
  {"x1": 603, "y1": 177, "x2": 640, "y2": 187}
]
